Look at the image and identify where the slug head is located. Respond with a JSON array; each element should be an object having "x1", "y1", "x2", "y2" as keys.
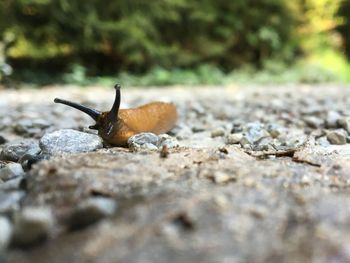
[{"x1": 54, "y1": 84, "x2": 122, "y2": 141}]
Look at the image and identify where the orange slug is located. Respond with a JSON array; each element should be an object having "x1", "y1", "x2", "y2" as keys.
[{"x1": 54, "y1": 84, "x2": 178, "y2": 146}]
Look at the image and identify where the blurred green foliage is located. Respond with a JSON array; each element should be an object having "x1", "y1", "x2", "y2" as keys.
[{"x1": 0, "y1": 0, "x2": 349, "y2": 85}]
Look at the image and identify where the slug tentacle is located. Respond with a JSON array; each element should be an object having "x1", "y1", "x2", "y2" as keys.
[
  {"x1": 54, "y1": 84, "x2": 178, "y2": 146},
  {"x1": 106, "y1": 84, "x2": 121, "y2": 124},
  {"x1": 54, "y1": 98, "x2": 101, "y2": 121}
]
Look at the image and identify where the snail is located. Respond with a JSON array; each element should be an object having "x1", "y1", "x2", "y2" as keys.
[{"x1": 54, "y1": 84, "x2": 178, "y2": 146}]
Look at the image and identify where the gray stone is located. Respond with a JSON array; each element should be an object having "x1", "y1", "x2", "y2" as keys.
[
  {"x1": 171, "y1": 124, "x2": 192, "y2": 139},
  {"x1": 317, "y1": 136, "x2": 331, "y2": 147},
  {"x1": 12, "y1": 207, "x2": 54, "y2": 246},
  {"x1": 210, "y1": 128, "x2": 226, "y2": 138},
  {"x1": 226, "y1": 133, "x2": 243, "y2": 145},
  {"x1": 243, "y1": 122, "x2": 269, "y2": 144},
  {"x1": 158, "y1": 134, "x2": 179, "y2": 148},
  {"x1": 252, "y1": 137, "x2": 273, "y2": 151},
  {"x1": 0, "y1": 139, "x2": 40, "y2": 162},
  {"x1": 327, "y1": 130, "x2": 347, "y2": 145},
  {"x1": 338, "y1": 117, "x2": 350, "y2": 133},
  {"x1": 209, "y1": 171, "x2": 236, "y2": 184},
  {"x1": 303, "y1": 116, "x2": 324, "y2": 129},
  {"x1": 128, "y1": 132, "x2": 159, "y2": 151},
  {"x1": 39, "y1": 129, "x2": 103, "y2": 155},
  {"x1": 0, "y1": 216, "x2": 12, "y2": 250},
  {"x1": 0, "y1": 163, "x2": 25, "y2": 181},
  {"x1": 0, "y1": 191, "x2": 25, "y2": 215},
  {"x1": 267, "y1": 123, "x2": 284, "y2": 138},
  {"x1": 13, "y1": 119, "x2": 50, "y2": 136},
  {"x1": 0, "y1": 177, "x2": 24, "y2": 191},
  {"x1": 325, "y1": 111, "x2": 341, "y2": 128},
  {"x1": 69, "y1": 197, "x2": 117, "y2": 229},
  {"x1": 231, "y1": 122, "x2": 243, "y2": 133},
  {"x1": 0, "y1": 135, "x2": 7, "y2": 145}
]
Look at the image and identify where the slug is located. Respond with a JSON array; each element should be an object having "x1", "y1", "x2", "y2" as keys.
[{"x1": 54, "y1": 84, "x2": 178, "y2": 146}]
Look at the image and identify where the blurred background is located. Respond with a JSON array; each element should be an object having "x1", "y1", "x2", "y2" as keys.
[{"x1": 0, "y1": 0, "x2": 350, "y2": 87}]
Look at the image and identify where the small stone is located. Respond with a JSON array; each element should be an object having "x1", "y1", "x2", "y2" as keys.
[
  {"x1": 300, "y1": 175, "x2": 312, "y2": 186},
  {"x1": 317, "y1": 136, "x2": 330, "y2": 147},
  {"x1": 12, "y1": 207, "x2": 54, "y2": 247},
  {"x1": 242, "y1": 178, "x2": 257, "y2": 188},
  {"x1": 243, "y1": 122, "x2": 269, "y2": 144},
  {"x1": 211, "y1": 128, "x2": 226, "y2": 138},
  {"x1": 191, "y1": 126, "x2": 206, "y2": 133},
  {"x1": 13, "y1": 119, "x2": 51, "y2": 136},
  {"x1": 267, "y1": 123, "x2": 284, "y2": 138},
  {"x1": 208, "y1": 171, "x2": 236, "y2": 184},
  {"x1": 173, "y1": 125, "x2": 192, "y2": 140},
  {"x1": 0, "y1": 163, "x2": 25, "y2": 181},
  {"x1": 249, "y1": 206, "x2": 268, "y2": 219},
  {"x1": 39, "y1": 129, "x2": 103, "y2": 155},
  {"x1": 327, "y1": 130, "x2": 347, "y2": 145},
  {"x1": 158, "y1": 134, "x2": 179, "y2": 148},
  {"x1": 325, "y1": 111, "x2": 341, "y2": 128},
  {"x1": 213, "y1": 195, "x2": 229, "y2": 210},
  {"x1": 252, "y1": 137, "x2": 272, "y2": 151},
  {"x1": 19, "y1": 153, "x2": 48, "y2": 171},
  {"x1": 0, "y1": 177, "x2": 25, "y2": 191},
  {"x1": 0, "y1": 216, "x2": 12, "y2": 250},
  {"x1": 0, "y1": 191, "x2": 25, "y2": 215},
  {"x1": 69, "y1": 197, "x2": 117, "y2": 229},
  {"x1": 0, "y1": 140, "x2": 40, "y2": 162},
  {"x1": 128, "y1": 132, "x2": 159, "y2": 151},
  {"x1": 303, "y1": 116, "x2": 324, "y2": 129},
  {"x1": 239, "y1": 136, "x2": 251, "y2": 146},
  {"x1": 0, "y1": 136, "x2": 7, "y2": 145},
  {"x1": 231, "y1": 122, "x2": 243, "y2": 133},
  {"x1": 338, "y1": 117, "x2": 350, "y2": 133},
  {"x1": 226, "y1": 133, "x2": 243, "y2": 144}
]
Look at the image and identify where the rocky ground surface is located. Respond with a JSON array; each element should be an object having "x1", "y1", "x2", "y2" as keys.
[{"x1": 1, "y1": 84, "x2": 350, "y2": 263}]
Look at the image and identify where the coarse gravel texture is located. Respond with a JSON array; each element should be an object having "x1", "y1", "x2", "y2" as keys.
[{"x1": 1, "y1": 84, "x2": 350, "y2": 263}]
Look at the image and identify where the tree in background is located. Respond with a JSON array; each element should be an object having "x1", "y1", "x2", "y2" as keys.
[{"x1": 0, "y1": 0, "x2": 347, "y2": 79}]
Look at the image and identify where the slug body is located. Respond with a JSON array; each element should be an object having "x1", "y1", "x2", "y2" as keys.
[{"x1": 54, "y1": 85, "x2": 177, "y2": 146}]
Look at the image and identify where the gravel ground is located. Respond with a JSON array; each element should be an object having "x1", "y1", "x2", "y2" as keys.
[{"x1": 1, "y1": 84, "x2": 350, "y2": 263}]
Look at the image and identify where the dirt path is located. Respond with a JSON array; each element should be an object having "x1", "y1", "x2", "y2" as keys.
[{"x1": 1, "y1": 85, "x2": 350, "y2": 263}]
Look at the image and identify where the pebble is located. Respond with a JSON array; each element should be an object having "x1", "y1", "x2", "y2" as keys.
[
  {"x1": 172, "y1": 125, "x2": 192, "y2": 140},
  {"x1": 325, "y1": 111, "x2": 341, "y2": 128},
  {"x1": 317, "y1": 136, "x2": 331, "y2": 147},
  {"x1": 303, "y1": 116, "x2": 324, "y2": 129},
  {"x1": 12, "y1": 207, "x2": 54, "y2": 246},
  {"x1": 13, "y1": 119, "x2": 50, "y2": 136},
  {"x1": 0, "y1": 163, "x2": 25, "y2": 181},
  {"x1": 0, "y1": 177, "x2": 25, "y2": 191},
  {"x1": 338, "y1": 117, "x2": 350, "y2": 133},
  {"x1": 231, "y1": 122, "x2": 243, "y2": 133},
  {"x1": 0, "y1": 135, "x2": 7, "y2": 145},
  {"x1": 226, "y1": 133, "x2": 243, "y2": 145},
  {"x1": 211, "y1": 171, "x2": 236, "y2": 184},
  {"x1": 128, "y1": 132, "x2": 159, "y2": 151},
  {"x1": 39, "y1": 129, "x2": 103, "y2": 155},
  {"x1": 0, "y1": 139, "x2": 40, "y2": 162},
  {"x1": 267, "y1": 123, "x2": 284, "y2": 138},
  {"x1": 252, "y1": 137, "x2": 272, "y2": 151},
  {"x1": 211, "y1": 128, "x2": 226, "y2": 138},
  {"x1": 327, "y1": 130, "x2": 347, "y2": 145},
  {"x1": 158, "y1": 134, "x2": 179, "y2": 148},
  {"x1": 0, "y1": 216, "x2": 12, "y2": 250},
  {"x1": 0, "y1": 191, "x2": 25, "y2": 215},
  {"x1": 69, "y1": 197, "x2": 117, "y2": 229},
  {"x1": 243, "y1": 122, "x2": 269, "y2": 144}
]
